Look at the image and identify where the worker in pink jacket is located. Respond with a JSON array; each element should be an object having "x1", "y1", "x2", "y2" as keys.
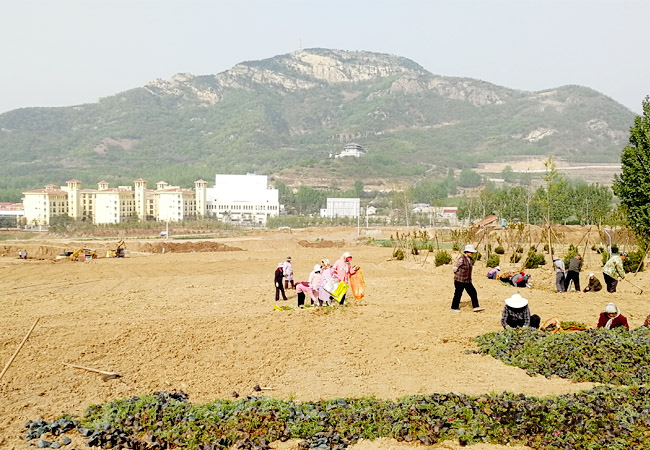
[{"x1": 332, "y1": 252, "x2": 359, "y2": 305}]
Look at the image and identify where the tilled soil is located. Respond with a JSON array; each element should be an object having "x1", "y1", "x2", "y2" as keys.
[{"x1": 1, "y1": 226, "x2": 648, "y2": 449}]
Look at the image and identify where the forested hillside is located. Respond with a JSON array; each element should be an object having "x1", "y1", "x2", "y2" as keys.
[{"x1": 0, "y1": 48, "x2": 636, "y2": 199}]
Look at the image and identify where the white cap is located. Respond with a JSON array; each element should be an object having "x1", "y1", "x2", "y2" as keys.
[
  {"x1": 589, "y1": 273, "x2": 595, "y2": 277},
  {"x1": 343, "y1": 252, "x2": 352, "y2": 259},
  {"x1": 313, "y1": 264, "x2": 321, "y2": 272},
  {"x1": 504, "y1": 293, "x2": 528, "y2": 308},
  {"x1": 277, "y1": 262, "x2": 284, "y2": 268},
  {"x1": 464, "y1": 244, "x2": 477, "y2": 253},
  {"x1": 495, "y1": 266, "x2": 501, "y2": 271},
  {"x1": 605, "y1": 303, "x2": 618, "y2": 314}
]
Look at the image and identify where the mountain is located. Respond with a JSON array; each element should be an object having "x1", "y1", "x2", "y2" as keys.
[{"x1": 0, "y1": 48, "x2": 636, "y2": 193}]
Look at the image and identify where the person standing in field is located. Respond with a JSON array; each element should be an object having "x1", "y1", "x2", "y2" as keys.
[
  {"x1": 451, "y1": 244, "x2": 484, "y2": 312},
  {"x1": 307, "y1": 264, "x2": 322, "y2": 305},
  {"x1": 274, "y1": 263, "x2": 288, "y2": 301},
  {"x1": 318, "y1": 259, "x2": 334, "y2": 306},
  {"x1": 603, "y1": 252, "x2": 627, "y2": 293},
  {"x1": 553, "y1": 257, "x2": 566, "y2": 292},
  {"x1": 565, "y1": 254, "x2": 582, "y2": 291},
  {"x1": 332, "y1": 251, "x2": 359, "y2": 305},
  {"x1": 283, "y1": 256, "x2": 295, "y2": 289}
]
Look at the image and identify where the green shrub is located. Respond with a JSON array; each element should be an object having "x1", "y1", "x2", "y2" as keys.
[
  {"x1": 393, "y1": 249, "x2": 405, "y2": 260},
  {"x1": 516, "y1": 246, "x2": 524, "y2": 254},
  {"x1": 510, "y1": 253, "x2": 522, "y2": 263},
  {"x1": 623, "y1": 250, "x2": 644, "y2": 273},
  {"x1": 486, "y1": 254, "x2": 500, "y2": 268},
  {"x1": 435, "y1": 250, "x2": 452, "y2": 266},
  {"x1": 471, "y1": 251, "x2": 482, "y2": 262},
  {"x1": 563, "y1": 244, "x2": 579, "y2": 267},
  {"x1": 494, "y1": 246, "x2": 505, "y2": 254},
  {"x1": 451, "y1": 243, "x2": 460, "y2": 251},
  {"x1": 524, "y1": 250, "x2": 546, "y2": 269},
  {"x1": 601, "y1": 251, "x2": 610, "y2": 266}
]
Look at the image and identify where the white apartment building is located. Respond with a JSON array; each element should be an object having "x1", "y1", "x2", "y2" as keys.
[
  {"x1": 205, "y1": 174, "x2": 279, "y2": 225},
  {"x1": 23, "y1": 184, "x2": 72, "y2": 225},
  {"x1": 23, "y1": 179, "x2": 207, "y2": 225}
]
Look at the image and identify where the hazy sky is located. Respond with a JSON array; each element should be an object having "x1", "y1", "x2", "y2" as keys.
[{"x1": 1, "y1": 0, "x2": 648, "y2": 114}]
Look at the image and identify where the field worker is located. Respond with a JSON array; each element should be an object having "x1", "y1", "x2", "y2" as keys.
[
  {"x1": 318, "y1": 259, "x2": 334, "y2": 306},
  {"x1": 603, "y1": 252, "x2": 627, "y2": 293},
  {"x1": 332, "y1": 252, "x2": 359, "y2": 305},
  {"x1": 451, "y1": 244, "x2": 484, "y2": 312},
  {"x1": 565, "y1": 254, "x2": 582, "y2": 291},
  {"x1": 487, "y1": 266, "x2": 500, "y2": 279},
  {"x1": 583, "y1": 273, "x2": 603, "y2": 292},
  {"x1": 553, "y1": 257, "x2": 566, "y2": 292},
  {"x1": 307, "y1": 264, "x2": 322, "y2": 305},
  {"x1": 283, "y1": 256, "x2": 295, "y2": 289},
  {"x1": 274, "y1": 263, "x2": 288, "y2": 301},
  {"x1": 511, "y1": 271, "x2": 530, "y2": 288},
  {"x1": 501, "y1": 293, "x2": 540, "y2": 329},
  {"x1": 597, "y1": 302, "x2": 629, "y2": 330}
]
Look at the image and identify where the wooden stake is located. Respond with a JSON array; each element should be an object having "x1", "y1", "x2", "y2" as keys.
[
  {"x1": 62, "y1": 362, "x2": 121, "y2": 380},
  {"x1": 0, "y1": 317, "x2": 40, "y2": 381},
  {"x1": 634, "y1": 245, "x2": 650, "y2": 276}
]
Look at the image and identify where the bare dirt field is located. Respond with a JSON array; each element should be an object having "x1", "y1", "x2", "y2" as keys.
[
  {"x1": 1, "y1": 226, "x2": 648, "y2": 449},
  {"x1": 475, "y1": 158, "x2": 621, "y2": 185}
]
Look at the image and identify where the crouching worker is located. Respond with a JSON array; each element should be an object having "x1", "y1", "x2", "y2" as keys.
[
  {"x1": 597, "y1": 303, "x2": 629, "y2": 330},
  {"x1": 487, "y1": 266, "x2": 500, "y2": 279},
  {"x1": 511, "y1": 272, "x2": 531, "y2": 288},
  {"x1": 583, "y1": 273, "x2": 602, "y2": 292},
  {"x1": 501, "y1": 293, "x2": 540, "y2": 329}
]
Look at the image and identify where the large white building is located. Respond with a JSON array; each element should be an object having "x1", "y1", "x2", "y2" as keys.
[
  {"x1": 321, "y1": 197, "x2": 360, "y2": 219},
  {"x1": 205, "y1": 174, "x2": 279, "y2": 225}
]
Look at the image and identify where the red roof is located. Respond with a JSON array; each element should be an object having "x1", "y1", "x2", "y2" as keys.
[{"x1": 66, "y1": 179, "x2": 82, "y2": 183}]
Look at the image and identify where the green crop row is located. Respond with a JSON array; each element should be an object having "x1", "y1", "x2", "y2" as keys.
[{"x1": 473, "y1": 327, "x2": 650, "y2": 385}]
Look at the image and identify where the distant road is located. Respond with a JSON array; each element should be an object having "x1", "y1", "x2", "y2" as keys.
[{"x1": 516, "y1": 165, "x2": 621, "y2": 173}]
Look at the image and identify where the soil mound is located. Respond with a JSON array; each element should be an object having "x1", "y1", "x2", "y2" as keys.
[
  {"x1": 137, "y1": 241, "x2": 243, "y2": 253},
  {"x1": 298, "y1": 239, "x2": 345, "y2": 248}
]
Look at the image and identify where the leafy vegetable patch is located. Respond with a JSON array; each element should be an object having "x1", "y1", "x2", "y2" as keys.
[
  {"x1": 473, "y1": 327, "x2": 650, "y2": 385},
  {"x1": 24, "y1": 387, "x2": 650, "y2": 449}
]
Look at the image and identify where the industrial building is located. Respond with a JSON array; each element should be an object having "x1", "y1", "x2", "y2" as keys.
[
  {"x1": 320, "y1": 198, "x2": 360, "y2": 219},
  {"x1": 205, "y1": 174, "x2": 279, "y2": 225}
]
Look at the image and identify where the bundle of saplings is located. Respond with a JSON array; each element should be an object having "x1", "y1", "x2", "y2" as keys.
[
  {"x1": 25, "y1": 387, "x2": 650, "y2": 449},
  {"x1": 472, "y1": 327, "x2": 650, "y2": 384}
]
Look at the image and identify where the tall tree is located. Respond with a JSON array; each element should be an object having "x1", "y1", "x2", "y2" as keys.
[{"x1": 613, "y1": 96, "x2": 650, "y2": 243}]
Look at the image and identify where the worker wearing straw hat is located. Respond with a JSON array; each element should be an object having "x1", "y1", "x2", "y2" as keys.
[
  {"x1": 451, "y1": 244, "x2": 484, "y2": 312},
  {"x1": 501, "y1": 293, "x2": 540, "y2": 329}
]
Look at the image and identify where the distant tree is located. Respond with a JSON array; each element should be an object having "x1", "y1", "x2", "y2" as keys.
[
  {"x1": 458, "y1": 169, "x2": 483, "y2": 188},
  {"x1": 613, "y1": 96, "x2": 650, "y2": 243},
  {"x1": 501, "y1": 165, "x2": 516, "y2": 183},
  {"x1": 353, "y1": 180, "x2": 364, "y2": 198}
]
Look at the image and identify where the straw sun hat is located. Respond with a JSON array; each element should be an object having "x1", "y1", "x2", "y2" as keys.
[{"x1": 504, "y1": 293, "x2": 528, "y2": 308}]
